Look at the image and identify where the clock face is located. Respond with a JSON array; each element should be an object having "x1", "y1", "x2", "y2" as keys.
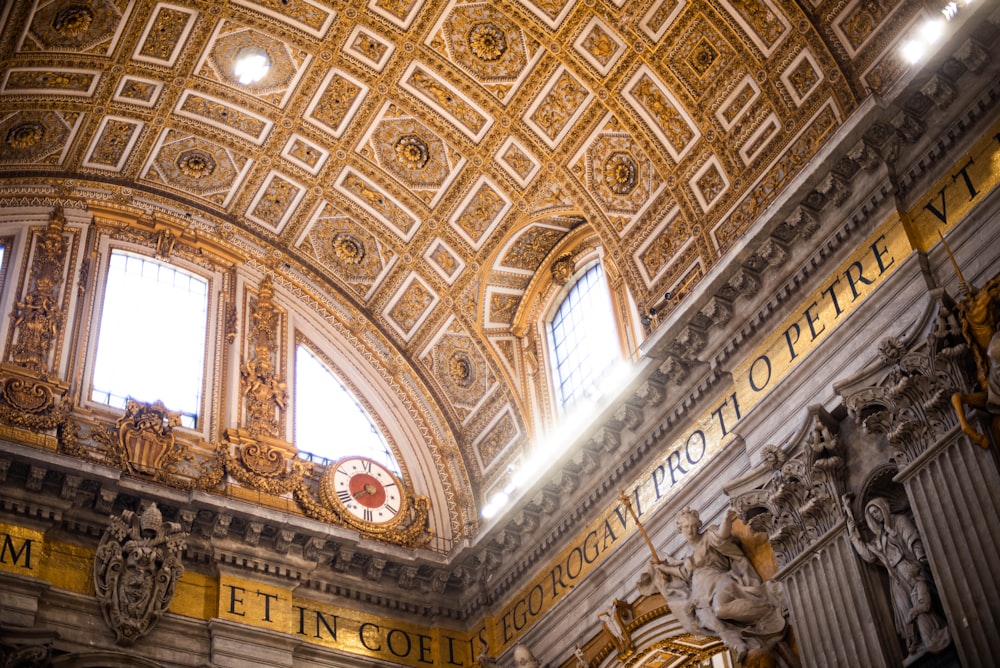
[{"x1": 330, "y1": 457, "x2": 403, "y2": 525}]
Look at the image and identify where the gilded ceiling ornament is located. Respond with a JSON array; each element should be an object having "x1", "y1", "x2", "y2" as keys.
[
  {"x1": 603, "y1": 152, "x2": 638, "y2": 195},
  {"x1": 94, "y1": 504, "x2": 186, "y2": 646},
  {"x1": 176, "y1": 150, "x2": 216, "y2": 180},
  {"x1": 394, "y1": 134, "x2": 430, "y2": 170},
  {"x1": 449, "y1": 352, "x2": 475, "y2": 388},
  {"x1": 6, "y1": 123, "x2": 43, "y2": 151},
  {"x1": 550, "y1": 254, "x2": 574, "y2": 285},
  {"x1": 690, "y1": 39, "x2": 718, "y2": 74},
  {"x1": 631, "y1": 76, "x2": 695, "y2": 152},
  {"x1": 468, "y1": 23, "x2": 507, "y2": 61},
  {"x1": 332, "y1": 233, "x2": 365, "y2": 264},
  {"x1": 52, "y1": 5, "x2": 94, "y2": 37}
]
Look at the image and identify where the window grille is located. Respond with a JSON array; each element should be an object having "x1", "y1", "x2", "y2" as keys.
[
  {"x1": 548, "y1": 263, "x2": 620, "y2": 409},
  {"x1": 92, "y1": 251, "x2": 208, "y2": 428}
]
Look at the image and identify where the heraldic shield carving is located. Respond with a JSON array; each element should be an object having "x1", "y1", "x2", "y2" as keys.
[{"x1": 93, "y1": 504, "x2": 187, "y2": 646}]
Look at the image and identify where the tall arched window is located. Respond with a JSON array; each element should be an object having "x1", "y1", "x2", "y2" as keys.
[
  {"x1": 548, "y1": 262, "x2": 621, "y2": 409},
  {"x1": 294, "y1": 344, "x2": 400, "y2": 473},
  {"x1": 91, "y1": 251, "x2": 209, "y2": 428}
]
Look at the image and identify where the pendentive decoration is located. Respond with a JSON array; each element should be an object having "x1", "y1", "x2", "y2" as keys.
[
  {"x1": 93, "y1": 504, "x2": 187, "y2": 646},
  {"x1": 0, "y1": 206, "x2": 80, "y2": 453}
]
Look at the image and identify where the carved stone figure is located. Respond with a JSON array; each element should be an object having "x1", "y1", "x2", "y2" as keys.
[
  {"x1": 597, "y1": 599, "x2": 634, "y2": 656},
  {"x1": 93, "y1": 504, "x2": 187, "y2": 646},
  {"x1": 512, "y1": 644, "x2": 541, "y2": 668},
  {"x1": 638, "y1": 507, "x2": 789, "y2": 664},
  {"x1": 842, "y1": 496, "x2": 950, "y2": 660},
  {"x1": 949, "y1": 271, "x2": 1000, "y2": 447}
]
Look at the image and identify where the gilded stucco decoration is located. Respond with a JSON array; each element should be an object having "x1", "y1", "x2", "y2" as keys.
[
  {"x1": 143, "y1": 131, "x2": 250, "y2": 206},
  {"x1": 298, "y1": 203, "x2": 394, "y2": 299},
  {"x1": 430, "y1": 2, "x2": 539, "y2": 102},
  {"x1": 19, "y1": 0, "x2": 131, "y2": 55},
  {"x1": 240, "y1": 275, "x2": 287, "y2": 439},
  {"x1": 0, "y1": 111, "x2": 81, "y2": 166},
  {"x1": 0, "y1": 0, "x2": 922, "y2": 524},
  {"x1": 0, "y1": 207, "x2": 80, "y2": 453},
  {"x1": 92, "y1": 399, "x2": 193, "y2": 486},
  {"x1": 363, "y1": 106, "x2": 465, "y2": 207},
  {"x1": 573, "y1": 115, "x2": 665, "y2": 234},
  {"x1": 422, "y1": 317, "x2": 497, "y2": 422},
  {"x1": 199, "y1": 20, "x2": 311, "y2": 107},
  {"x1": 498, "y1": 219, "x2": 579, "y2": 275}
]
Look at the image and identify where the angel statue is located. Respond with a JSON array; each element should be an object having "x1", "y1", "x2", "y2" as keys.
[
  {"x1": 940, "y1": 237, "x2": 1000, "y2": 447},
  {"x1": 636, "y1": 506, "x2": 793, "y2": 666}
]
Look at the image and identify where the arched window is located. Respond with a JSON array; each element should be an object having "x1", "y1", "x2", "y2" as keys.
[
  {"x1": 548, "y1": 262, "x2": 621, "y2": 409},
  {"x1": 294, "y1": 344, "x2": 400, "y2": 473},
  {"x1": 91, "y1": 251, "x2": 209, "y2": 428}
]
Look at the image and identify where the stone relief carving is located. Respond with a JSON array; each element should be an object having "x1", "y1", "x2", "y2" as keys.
[
  {"x1": 93, "y1": 504, "x2": 187, "y2": 646},
  {"x1": 843, "y1": 297, "x2": 975, "y2": 466},
  {"x1": 0, "y1": 627, "x2": 57, "y2": 668},
  {"x1": 598, "y1": 599, "x2": 634, "y2": 658},
  {"x1": 727, "y1": 407, "x2": 847, "y2": 568},
  {"x1": 841, "y1": 495, "x2": 950, "y2": 660},
  {"x1": 636, "y1": 506, "x2": 793, "y2": 665}
]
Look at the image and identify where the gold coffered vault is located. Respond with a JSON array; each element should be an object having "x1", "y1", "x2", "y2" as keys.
[{"x1": 1, "y1": 0, "x2": 1000, "y2": 666}]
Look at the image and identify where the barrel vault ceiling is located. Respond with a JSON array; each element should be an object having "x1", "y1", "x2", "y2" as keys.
[{"x1": 0, "y1": 0, "x2": 927, "y2": 540}]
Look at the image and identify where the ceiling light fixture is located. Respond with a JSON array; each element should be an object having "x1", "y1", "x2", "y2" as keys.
[{"x1": 233, "y1": 46, "x2": 270, "y2": 85}]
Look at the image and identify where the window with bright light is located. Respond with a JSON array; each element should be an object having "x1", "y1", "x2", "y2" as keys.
[
  {"x1": 91, "y1": 251, "x2": 208, "y2": 428},
  {"x1": 295, "y1": 344, "x2": 400, "y2": 473},
  {"x1": 548, "y1": 262, "x2": 620, "y2": 409}
]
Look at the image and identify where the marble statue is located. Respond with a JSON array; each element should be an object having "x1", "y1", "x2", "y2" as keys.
[
  {"x1": 842, "y1": 496, "x2": 950, "y2": 659},
  {"x1": 638, "y1": 507, "x2": 789, "y2": 663},
  {"x1": 511, "y1": 644, "x2": 541, "y2": 668}
]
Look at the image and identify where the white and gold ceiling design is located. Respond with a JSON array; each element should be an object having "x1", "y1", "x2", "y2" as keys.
[{"x1": 0, "y1": 0, "x2": 925, "y2": 533}]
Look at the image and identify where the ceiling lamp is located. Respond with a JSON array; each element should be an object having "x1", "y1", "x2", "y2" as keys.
[{"x1": 233, "y1": 46, "x2": 270, "y2": 85}]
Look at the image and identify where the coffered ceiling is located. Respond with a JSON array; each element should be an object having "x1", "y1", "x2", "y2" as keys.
[{"x1": 0, "y1": 0, "x2": 924, "y2": 538}]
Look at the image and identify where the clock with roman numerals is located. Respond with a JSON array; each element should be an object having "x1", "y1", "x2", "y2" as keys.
[{"x1": 328, "y1": 457, "x2": 404, "y2": 525}]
